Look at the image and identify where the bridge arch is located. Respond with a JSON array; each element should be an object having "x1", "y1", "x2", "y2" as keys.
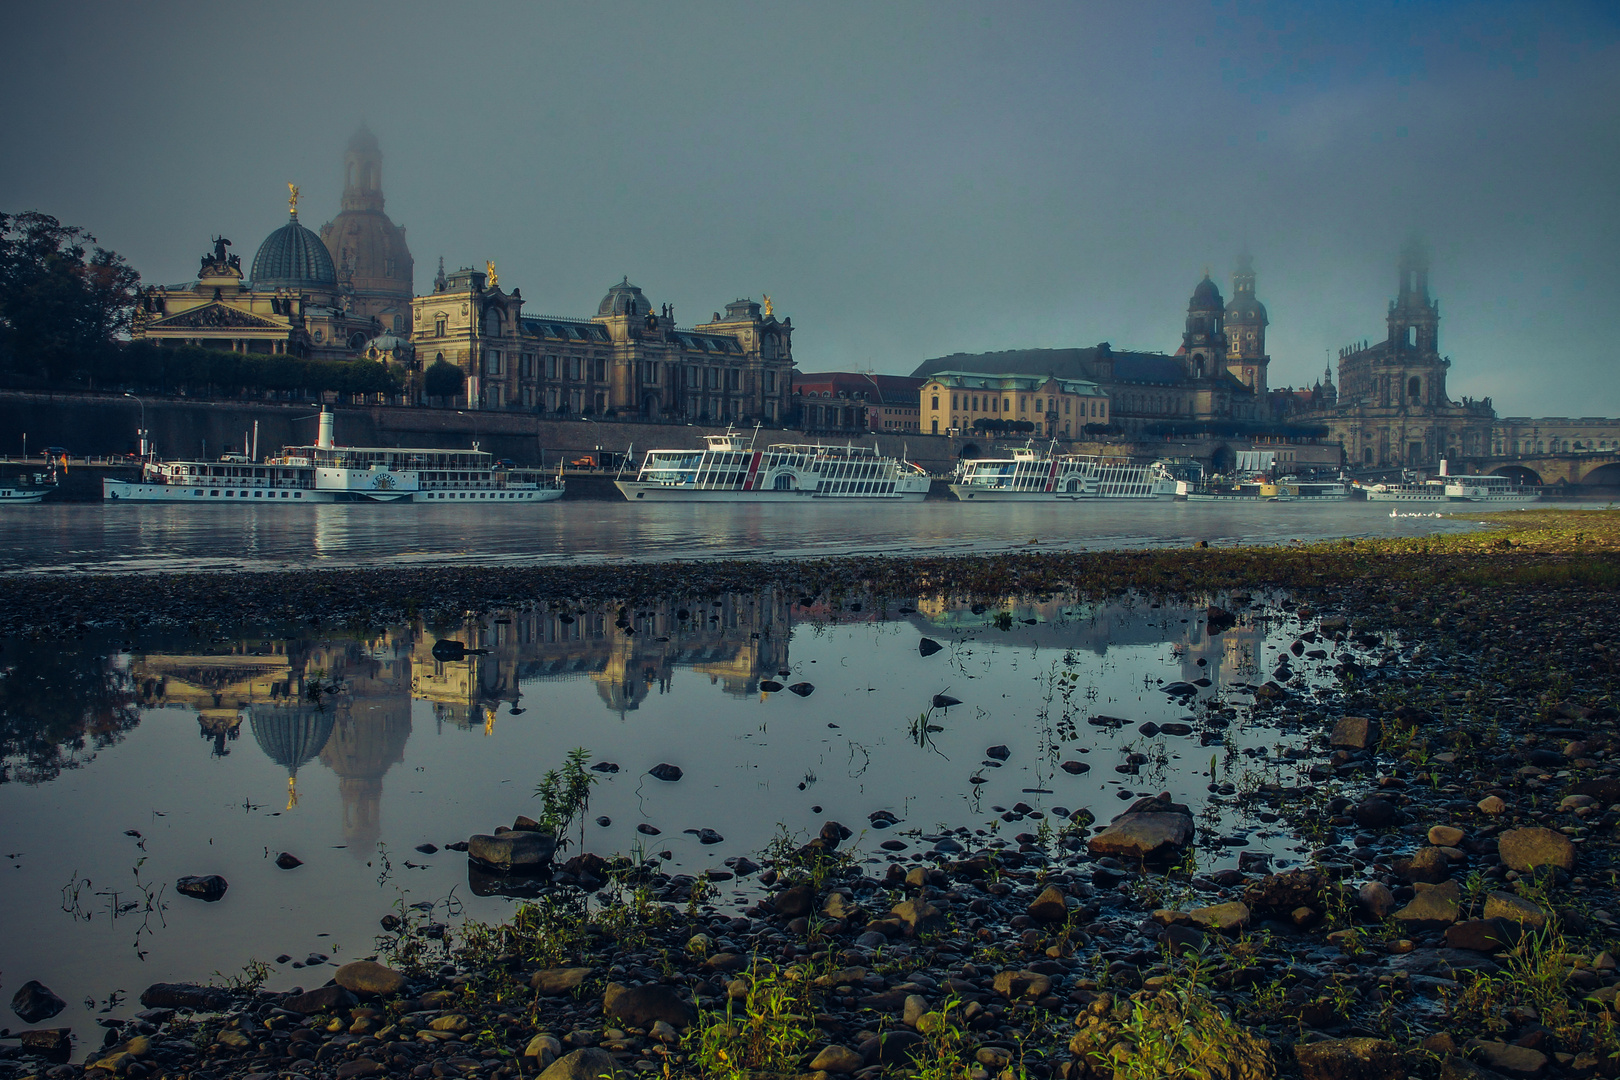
[
  {"x1": 1578, "y1": 461, "x2": 1620, "y2": 487},
  {"x1": 1491, "y1": 464, "x2": 1543, "y2": 486},
  {"x1": 958, "y1": 442, "x2": 982, "y2": 460}
]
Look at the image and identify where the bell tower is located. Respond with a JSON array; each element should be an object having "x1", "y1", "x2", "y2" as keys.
[
  {"x1": 1387, "y1": 236, "x2": 1439, "y2": 356},
  {"x1": 1180, "y1": 274, "x2": 1226, "y2": 379},
  {"x1": 1223, "y1": 250, "x2": 1270, "y2": 395},
  {"x1": 341, "y1": 123, "x2": 385, "y2": 213}
]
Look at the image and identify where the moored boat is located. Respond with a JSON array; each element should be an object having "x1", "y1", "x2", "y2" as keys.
[
  {"x1": 1442, "y1": 474, "x2": 1539, "y2": 504},
  {"x1": 103, "y1": 410, "x2": 565, "y2": 504},
  {"x1": 614, "y1": 430, "x2": 930, "y2": 501},
  {"x1": 947, "y1": 444, "x2": 1181, "y2": 500}
]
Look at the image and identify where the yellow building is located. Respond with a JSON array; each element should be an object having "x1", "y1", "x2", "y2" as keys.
[{"x1": 919, "y1": 371, "x2": 1109, "y2": 439}]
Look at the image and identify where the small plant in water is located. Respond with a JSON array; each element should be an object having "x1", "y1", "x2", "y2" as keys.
[{"x1": 532, "y1": 747, "x2": 598, "y2": 851}]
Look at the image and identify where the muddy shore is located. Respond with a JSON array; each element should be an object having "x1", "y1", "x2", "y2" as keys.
[{"x1": 5, "y1": 510, "x2": 1620, "y2": 1080}]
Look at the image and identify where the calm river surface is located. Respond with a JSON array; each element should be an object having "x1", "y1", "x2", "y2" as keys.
[
  {"x1": 2, "y1": 594, "x2": 1366, "y2": 1037},
  {"x1": 0, "y1": 496, "x2": 1581, "y2": 573}
]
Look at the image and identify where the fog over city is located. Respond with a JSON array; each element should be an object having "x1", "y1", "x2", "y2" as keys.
[{"x1": 4, "y1": 0, "x2": 1617, "y2": 414}]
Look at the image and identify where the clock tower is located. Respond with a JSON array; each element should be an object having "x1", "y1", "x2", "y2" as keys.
[{"x1": 1223, "y1": 250, "x2": 1269, "y2": 396}]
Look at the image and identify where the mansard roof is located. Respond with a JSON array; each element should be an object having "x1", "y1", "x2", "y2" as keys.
[
  {"x1": 520, "y1": 317, "x2": 611, "y2": 343},
  {"x1": 913, "y1": 347, "x2": 1186, "y2": 387},
  {"x1": 920, "y1": 369, "x2": 1105, "y2": 397}
]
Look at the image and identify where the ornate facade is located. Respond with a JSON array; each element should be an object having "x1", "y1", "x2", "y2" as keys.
[
  {"x1": 919, "y1": 371, "x2": 1108, "y2": 437},
  {"x1": 1301, "y1": 239, "x2": 1496, "y2": 467},
  {"x1": 912, "y1": 262, "x2": 1266, "y2": 435},
  {"x1": 410, "y1": 267, "x2": 795, "y2": 420},
  {"x1": 131, "y1": 197, "x2": 379, "y2": 360}
]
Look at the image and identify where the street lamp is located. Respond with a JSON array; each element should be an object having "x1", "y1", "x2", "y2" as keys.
[{"x1": 124, "y1": 392, "x2": 147, "y2": 458}]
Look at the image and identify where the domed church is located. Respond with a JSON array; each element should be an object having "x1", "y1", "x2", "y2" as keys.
[
  {"x1": 319, "y1": 124, "x2": 414, "y2": 334},
  {"x1": 132, "y1": 128, "x2": 411, "y2": 362}
]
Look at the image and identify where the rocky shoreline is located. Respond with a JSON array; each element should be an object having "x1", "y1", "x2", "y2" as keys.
[{"x1": 5, "y1": 511, "x2": 1620, "y2": 1079}]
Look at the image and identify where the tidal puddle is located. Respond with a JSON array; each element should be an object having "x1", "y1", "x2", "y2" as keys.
[{"x1": 0, "y1": 592, "x2": 1379, "y2": 1035}]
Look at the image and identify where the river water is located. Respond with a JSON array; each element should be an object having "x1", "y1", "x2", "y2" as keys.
[
  {"x1": 0, "y1": 496, "x2": 1580, "y2": 573},
  {"x1": 1, "y1": 592, "x2": 1367, "y2": 1039}
]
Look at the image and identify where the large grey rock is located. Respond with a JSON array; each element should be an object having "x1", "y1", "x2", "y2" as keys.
[
  {"x1": 1445, "y1": 918, "x2": 1518, "y2": 953},
  {"x1": 1473, "y1": 1040, "x2": 1549, "y2": 1076},
  {"x1": 1026, "y1": 885, "x2": 1069, "y2": 922},
  {"x1": 1087, "y1": 795, "x2": 1194, "y2": 859},
  {"x1": 1188, "y1": 901, "x2": 1251, "y2": 933},
  {"x1": 139, "y1": 982, "x2": 233, "y2": 1012},
  {"x1": 774, "y1": 884, "x2": 815, "y2": 917},
  {"x1": 1358, "y1": 882, "x2": 1397, "y2": 920},
  {"x1": 602, "y1": 982, "x2": 696, "y2": 1028},
  {"x1": 1484, "y1": 890, "x2": 1548, "y2": 929},
  {"x1": 538, "y1": 1048, "x2": 627, "y2": 1080},
  {"x1": 334, "y1": 960, "x2": 406, "y2": 997},
  {"x1": 1353, "y1": 798, "x2": 1402, "y2": 830},
  {"x1": 176, "y1": 874, "x2": 228, "y2": 901},
  {"x1": 11, "y1": 980, "x2": 65, "y2": 1024},
  {"x1": 530, "y1": 967, "x2": 592, "y2": 995},
  {"x1": 810, "y1": 1044, "x2": 864, "y2": 1073},
  {"x1": 1392, "y1": 879, "x2": 1460, "y2": 931},
  {"x1": 1245, "y1": 868, "x2": 1330, "y2": 913},
  {"x1": 890, "y1": 897, "x2": 944, "y2": 936},
  {"x1": 281, "y1": 985, "x2": 357, "y2": 1014},
  {"x1": 1497, "y1": 828, "x2": 1575, "y2": 874},
  {"x1": 1330, "y1": 717, "x2": 1380, "y2": 751},
  {"x1": 467, "y1": 831, "x2": 556, "y2": 871},
  {"x1": 1393, "y1": 846, "x2": 1451, "y2": 884},
  {"x1": 1295, "y1": 1037, "x2": 1404, "y2": 1080}
]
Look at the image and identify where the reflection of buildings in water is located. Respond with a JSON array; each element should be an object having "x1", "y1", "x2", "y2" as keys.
[
  {"x1": 415, "y1": 591, "x2": 791, "y2": 721},
  {"x1": 130, "y1": 650, "x2": 296, "y2": 756},
  {"x1": 247, "y1": 702, "x2": 336, "y2": 808},
  {"x1": 130, "y1": 630, "x2": 415, "y2": 821},
  {"x1": 907, "y1": 595, "x2": 1266, "y2": 692},
  {"x1": 320, "y1": 708, "x2": 411, "y2": 855}
]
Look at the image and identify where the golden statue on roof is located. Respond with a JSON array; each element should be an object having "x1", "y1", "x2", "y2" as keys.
[
  {"x1": 288, "y1": 182, "x2": 300, "y2": 216},
  {"x1": 762, "y1": 294, "x2": 773, "y2": 318},
  {"x1": 486, "y1": 261, "x2": 498, "y2": 288}
]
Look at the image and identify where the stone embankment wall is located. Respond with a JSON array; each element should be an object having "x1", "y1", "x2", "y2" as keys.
[{"x1": 0, "y1": 390, "x2": 1193, "y2": 478}]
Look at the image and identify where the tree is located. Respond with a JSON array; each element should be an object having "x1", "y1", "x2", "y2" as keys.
[
  {"x1": 423, "y1": 357, "x2": 465, "y2": 399},
  {"x1": 0, "y1": 212, "x2": 141, "y2": 380}
]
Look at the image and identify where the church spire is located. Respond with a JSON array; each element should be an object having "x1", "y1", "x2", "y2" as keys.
[{"x1": 342, "y1": 123, "x2": 385, "y2": 213}]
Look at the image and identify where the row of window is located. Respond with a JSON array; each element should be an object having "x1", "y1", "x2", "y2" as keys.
[{"x1": 941, "y1": 393, "x2": 1101, "y2": 417}]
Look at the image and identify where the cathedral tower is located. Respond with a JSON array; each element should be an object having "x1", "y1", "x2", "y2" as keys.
[
  {"x1": 1387, "y1": 236, "x2": 1439, "y2": 356},
  {"x1": 1179, "y1": 274, "x2": 1226, "y2": 379},
  {"x1": 1223, "y1": 250, "x2": 1269, "y2": 395},
  {"x1": 320, "y1": 125, "x2": 415, "y2": 332}
]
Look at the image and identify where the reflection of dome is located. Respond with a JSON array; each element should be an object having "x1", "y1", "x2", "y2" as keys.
[
  {"x1": 248, "y1": 703, "x2": 335, "y2": 776},
  {"x1": 253, "y1": 215, "x2": 337, "y2": 289},
  {"x1": 597, "y1": 277, "x2": 650, "y2": 317},
  {"x1": 1190, "y1": 276, "x2": 1223, "y2": 310},
  {"x1": 321, "y1": 710, "x2": 411, "y2": 856}
]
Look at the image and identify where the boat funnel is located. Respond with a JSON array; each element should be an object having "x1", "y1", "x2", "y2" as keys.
[
  {"x1": 317, "y1": 409, "x2": 334, "y2": 450},
  {"x1": 1438, "y1": 458, "x2": 1449, "y2": 476}
]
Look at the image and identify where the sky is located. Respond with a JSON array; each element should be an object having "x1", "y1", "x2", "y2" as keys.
[{"x1": 3, "y1": 0, "x2": 1618, "y2": 417}]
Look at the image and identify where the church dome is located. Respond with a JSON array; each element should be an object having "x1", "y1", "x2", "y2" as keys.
[
  {"x1": 247, "y1": 703, "x2": 336, "y2": 775},
  {"x1": 253, "y1": 214, "x2": 337, "y2": 290},
  {"x1": 1189, "y1": 275, "x2": 1224, "y2": 310},
  {"x1": 597, "y1": 277, "x2": 650, "y2": 317}
]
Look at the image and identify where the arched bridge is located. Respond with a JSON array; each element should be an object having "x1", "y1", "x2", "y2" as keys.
[{"x1": 1446, "y1": 452, "x2": 1620, "y2": 488}]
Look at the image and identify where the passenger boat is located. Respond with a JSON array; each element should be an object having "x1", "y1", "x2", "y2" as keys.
[
  {"x1": 1361, "y1": 479, "x2": 1450, "y2": 502},
  {"x1": 0, "y1": 478, "x2": 53, "y2": 503},
  {"x1": 1268, "y1": 476, "x2": 1352, "y2": 501},
  {"x1": 103, "y1": 410, "x2": 565, "y2": 504},
  {"x1": 947, "y1": 445, "x2": 1183, "y2": 500},
  {"x1": 1442, "y1": 474, "x2": 1539, "y2": 504},
  {"x1": 614, "y1": 430, "x2": 930, "y2": 501}
]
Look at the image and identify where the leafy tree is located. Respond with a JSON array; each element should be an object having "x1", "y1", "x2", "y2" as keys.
[
  {"x1": 0, "y1": 211, "x2": 141, "y2": 380},
  {"x1": 423, "y1": 357, "x2": 465, "y2": 399}
]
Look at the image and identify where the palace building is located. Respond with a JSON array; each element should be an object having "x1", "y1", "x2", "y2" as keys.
[
  {"x1": 918, "y1": 371, "x2": 1108, "y2": 437},
  {"x1": 912, "y1": 263, "x2": 1268, "y2": 435},
  {"x1": 410, "y1": 268, "x2": 795, "y2": 421}
]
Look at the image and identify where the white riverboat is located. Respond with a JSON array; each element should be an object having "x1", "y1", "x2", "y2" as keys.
[
  {"x1": 103, "y1": 410, "x2": 565, "y2": 504},
  {"x1": 1362, "y1": 479, "x2": 1450, "y2": 502},
  {"x1": 0, "y1": 479, "x2": 52, "y2": 503},
  {"x1": 614, "y1": 430, "x2": 930, "y2": 501},
  {"x1": 1270, "y1": 476, "x2": 1352, "y2": 501},
  {"x1": 947, "y1": 445, "x2": 1182, "y2": 500},
  {"x1": 1442, "y1": 474, "x2": 1539, "y2": 504}
]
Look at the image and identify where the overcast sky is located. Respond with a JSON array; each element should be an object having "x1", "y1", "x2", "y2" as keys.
[{"x1": 4, "y1": 1, "x2": 1617, "y2": 416}]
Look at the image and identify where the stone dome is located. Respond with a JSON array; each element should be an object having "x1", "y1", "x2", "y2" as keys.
[
  {"x1": 597, "y1": 277, "x2": 650, "y2": 317},
  {"x1": 1189, "y1": 275, "x2": 1224, "y2": 310},
  {"x1": 253, "y1": 214, "x2": 337, "y2": 290}
]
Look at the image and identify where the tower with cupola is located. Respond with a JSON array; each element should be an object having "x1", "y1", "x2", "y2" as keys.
[{"x1": 1223, "y1": 250, "x2": 1270, "y2": 395}]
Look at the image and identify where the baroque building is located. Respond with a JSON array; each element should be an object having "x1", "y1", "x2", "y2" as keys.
[
  {"x1": 918, "y1": 371, "x2": 1109, "y2": 437},
  {"x1": 132, "y1": 188, "x2": 381, "y2": 360},
  {"x1": 410, "y1": 267, "x2": 795, "y2": 421},
  {"x1": 1301, "y1": 239, "x2": 1496, "y2": 467},
  {"x1": 912, "y1": 262, "x2": 1267, "y2": 435}
]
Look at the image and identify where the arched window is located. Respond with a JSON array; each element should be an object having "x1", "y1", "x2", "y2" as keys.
[
  {"x1": 1408, "y1": 376, "x2": 1421, "y2": 400},
  {"x1": 931, "y1": 395, "x2": 939, "y2": 410}
]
